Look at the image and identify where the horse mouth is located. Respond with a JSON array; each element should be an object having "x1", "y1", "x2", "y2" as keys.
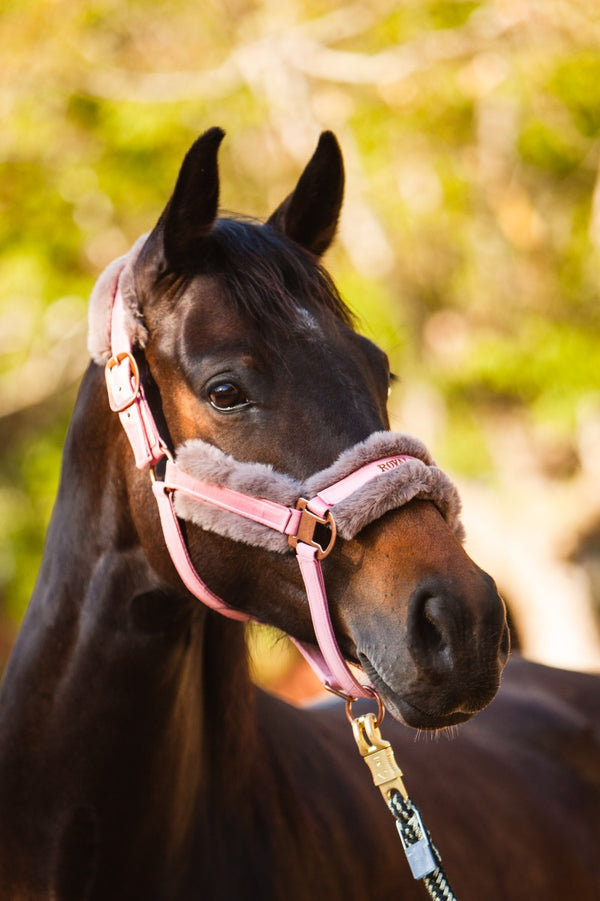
[{"x1": 358, "y1": 654, "x2": 475, "y2": 731}]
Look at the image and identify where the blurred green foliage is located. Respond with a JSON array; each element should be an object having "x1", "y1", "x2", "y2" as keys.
[{"x1": 1, "y1": 0, "x2": 599, "y2": 646}]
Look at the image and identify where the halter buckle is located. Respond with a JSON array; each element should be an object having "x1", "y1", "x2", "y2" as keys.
[
  {"x1": 288, "y1": 498, "x2": 337, "y2": 560},
  {"x1": 105, "y1": 351, "x2": 141, "y2": 412}
]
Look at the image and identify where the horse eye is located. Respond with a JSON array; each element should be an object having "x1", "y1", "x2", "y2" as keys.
[{"x1": 208, "y1": 382, "x2": 250, "y2": 412}]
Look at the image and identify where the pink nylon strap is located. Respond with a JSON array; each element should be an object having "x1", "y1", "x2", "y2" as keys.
[
  {"x1": 307, "y1": 454, "x2": 415, "y2": 518},
  {"x1": 105, "y1": 280, "x2": 165, "y2": 469},
  {"x1": 152, "y1": 480, "x2": 250, "y2": 622},
  {"x1": 293, "y1": 544, "x2": 374, "y2": 698},
  {"x1": 153, "y1": 456, "x2": 409, "y2": 699},
  {"x1": 157, "y1": 463, "x2": 392, "y2": 698},
  {"x1": 157, "y1": 458, "x2": 422, "y2": 699},
  {"x1": 163, "y1": 462, "x2": 303, "y2": 537},
  {"x1": 151, "y1": 471, "x2": 373, "y2": 697}
]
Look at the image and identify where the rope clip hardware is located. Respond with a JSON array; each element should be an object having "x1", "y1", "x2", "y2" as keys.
[
  {"x1": 346, "y1": 696, "x2": 456, "y2": 895},
  {"x1": 347, "y1": 706, "x2": 408, "y2": 802}
]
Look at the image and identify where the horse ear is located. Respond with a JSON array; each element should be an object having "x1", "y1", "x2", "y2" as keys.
[
  {"x1": 267, "y1": 131, "x2": 345, "y2": 257},
  {"x1": 158, "y1": 127, "x2": 225, "y2": 269}
]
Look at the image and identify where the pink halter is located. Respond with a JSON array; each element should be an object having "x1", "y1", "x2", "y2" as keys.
[{"x1": 104, "y1": 277, "x2": 461, "y2": 700}]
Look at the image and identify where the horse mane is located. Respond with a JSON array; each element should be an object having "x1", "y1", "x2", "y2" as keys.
[{"x1": 205, "y1": 216, "x2": 355, "y2": 347}]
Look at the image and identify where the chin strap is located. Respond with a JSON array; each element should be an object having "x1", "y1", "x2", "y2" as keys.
[{"x1": 105, "y1": 275, "x2": 421, "y2": 700}]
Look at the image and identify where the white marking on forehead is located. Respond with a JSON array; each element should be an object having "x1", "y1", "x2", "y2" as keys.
[{"x1": 294, "y1": 307, "x2": 324, "y2": 337}]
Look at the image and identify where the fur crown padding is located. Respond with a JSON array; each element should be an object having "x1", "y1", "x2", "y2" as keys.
[{"x1": 87, "y1": 234, "x2": 149, "y2": 365}]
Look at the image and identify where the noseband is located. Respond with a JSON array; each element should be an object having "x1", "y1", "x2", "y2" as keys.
[{"x1": 103, "y1": 273, "x2": 464, "y2": 701}]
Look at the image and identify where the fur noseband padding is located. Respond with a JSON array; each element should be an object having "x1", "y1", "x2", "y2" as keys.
[
  {"x1": 174, "y1": 431, "x2": 465, "y2": 553},
  {"x1": 304, "y1": 431, "x2": 464, "y2": 541},
  {"x1": 87, "y1": 234, "x2": 149, "y2": 365}
]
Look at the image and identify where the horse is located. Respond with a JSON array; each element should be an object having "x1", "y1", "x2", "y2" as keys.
[{"x1": 0, "y1": 127, "x2": 597, "y2": 901}]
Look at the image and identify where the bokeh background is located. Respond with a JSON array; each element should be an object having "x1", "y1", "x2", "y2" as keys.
[{"x1": 2, "y1": 0, "x2": 599, "y2": 691}]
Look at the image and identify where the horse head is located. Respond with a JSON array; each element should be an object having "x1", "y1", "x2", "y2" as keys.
[{"x1": 89, "y1": 127, "x2": 509, "y2": 730}]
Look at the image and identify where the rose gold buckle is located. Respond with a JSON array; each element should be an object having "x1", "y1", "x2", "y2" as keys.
[
  {"x1": 288, "y1": 498, "x2": 337, "y2": 560},
  {"x1": 105, "y1": 352, "x2": 141, "y2": 413}
]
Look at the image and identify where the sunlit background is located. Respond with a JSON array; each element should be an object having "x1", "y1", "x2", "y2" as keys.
[{"x1": 1, "y1": 0, "x2": 599, "y2": 691}]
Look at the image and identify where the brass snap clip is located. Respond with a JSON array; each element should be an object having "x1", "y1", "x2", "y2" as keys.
[
  {"x1": 288, "y1": 498, "x2": 337, "y2": 560},
  {"x1": 347, "y1": 695, "x2": 409, "y2": 802}
]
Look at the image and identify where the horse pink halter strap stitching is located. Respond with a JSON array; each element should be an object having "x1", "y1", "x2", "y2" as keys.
[{"x1": 103, "y1": 272, "x2": 461, "y2": 700}]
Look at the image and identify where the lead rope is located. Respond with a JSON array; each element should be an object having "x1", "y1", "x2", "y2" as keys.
[{"x1": 347, "y1": 701, "x2": 458, "y2": 901}]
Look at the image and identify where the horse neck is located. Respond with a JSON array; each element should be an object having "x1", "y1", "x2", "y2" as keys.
[{"x1": 0, "y1": 364, "x2": 258, "y2": 853}]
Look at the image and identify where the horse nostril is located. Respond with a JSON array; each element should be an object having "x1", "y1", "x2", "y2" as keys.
[
  {"x1": 409, "y1": 586, "x2": 457, "y2": 674},
  {"x1": 421, "y1": 597, "x2": 449, "y2": 655},
  {"x1": 408, "y1": 575, "x2": 509, "y2": 685}
]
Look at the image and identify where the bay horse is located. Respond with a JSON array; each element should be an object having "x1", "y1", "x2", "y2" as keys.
[{"x1": 0, "y1": 128, "x2": 597, "y2": 900}]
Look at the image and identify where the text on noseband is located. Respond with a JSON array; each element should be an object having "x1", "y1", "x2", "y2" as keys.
[{"x1": 377, "y1": 457, "x2": 409, "y2": 473}]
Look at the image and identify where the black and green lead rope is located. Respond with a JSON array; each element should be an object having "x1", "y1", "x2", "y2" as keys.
[{"x1": 387, "y1": 789, "x2": 458, "y2": 901}]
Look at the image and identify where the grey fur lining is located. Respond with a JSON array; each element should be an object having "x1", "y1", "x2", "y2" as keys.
[
  {"x1": 87, "y1": 233, "x2": 149, "y2": 365},
  {"x1": 173, "y1": 431, "x2": 464, "y2": 552}
]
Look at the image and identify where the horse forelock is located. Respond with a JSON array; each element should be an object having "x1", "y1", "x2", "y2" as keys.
[
  {"x1": 88, "y1": 216, "x2": 354, "y2": 366},
  {"x1": 203, "y1": 217, "x2": 355, "y2": 347}
]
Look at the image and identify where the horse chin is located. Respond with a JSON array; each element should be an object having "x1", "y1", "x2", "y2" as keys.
[
  {"x1": 359, "y1": 656, "x2": 474, "y2": 732},
  {"x1": 382, "y1": 693, "x2": 474, "y2": 731}
]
